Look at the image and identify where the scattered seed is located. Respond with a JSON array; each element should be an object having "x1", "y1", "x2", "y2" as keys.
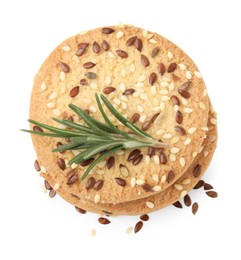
[
  {"x1": 49, "y1": 189, "x2": 56, "y2": 198},
  {"x1": 76, "y1": 43, "x2": 89, "y2": 56},
  {"x1": 34, "y1": 160, "x2": 40, "y2": 172},
  {"x1": 126, "y1": 36, "x2": 137, "y2": 46},
  {"x1": 120, "y1": 164, "x2": 129, "y2": 177},
  {"x1": 148, "y1": 147, "x2": 155, "y2": 157},
  {"x1": 135, "y1": 38, "x2": 143, "y2": 51},
  {"x1": 157, "y1": 63, "x2": 166, "y2": 76},
  {"x1": 142, "y1": 184, "x2": 153, "y2": 192},
  {"x1": 33, "y1": 126, "x2": 43, "y2": 132},
  {"x1": 116, "y1": 50, "x2": 128, "y2": 58},
  {"x1": 184, "y1": 194, "x2": 192, "y2": 207},
  {"x1": 149, "y1": 72, "x2": 157, "y2": 86},
  {"x1": 204, "y1": 183, "x2": 213, "y2": 190},
  {"x1": 75, "y1": 206, "x2": 86, "y2": 214},
  {"x1": 92, "y1": 41, "x2": 100, "y2": 53},
  {"x1": 90, "y1": 229, "x2": 96, "y2": 236},
  {"x1": 159, "y1": 152, "x2": 167, "y2": 164},
  {"x1": 115, "y1": 177, "x2": 126, "y2": 187},
  {"x1": 81, "y1": 157, "x2": 95, "y2": 166},
  {"x1": 70, "y1": 86, "x2": 79, "y2": 98},
  {"x1": 206, "y1": 191, "x2": 218, "y2": 198},
  {"x1": 60, "y1": 61, "x2": 70, "y2": 73},
  {"x1": 67, "y1": 172, "x2": 78, "y2": 185},
  {"x1": 141, "y1": 55, "x2": 150, "y2": 67},
  {"x1": 105, "y1": 156, "x2": 115, "y2": 169},
  {"x1": 83, "y1": 62, "x2": 96, "y2": 69},
  {"x1": 94, "y1": 179, "x2": 104, "y2": 191},
  {"x1": 86, "y1": 177, "x2": 96, "y2": 189},
  {"x1": 94, "y1": 194, "x2": 100, "y2": 203},
  {"x1": 193, "y1": 180, "x2": 205, "y2": 189},
  {"x1": 175, "y1": 126, "x2": 186, "y2": 135},
  {"x1": 44, "y1": 180, "x2": 52, "y2": 190},
  {"x1": 85, "y1": 72, "x2": 97, "y2": 79},
  {"x1": 140, "y1": 214, "x2": 149, "y2": 221},
  {"x1": 175, "y1": 110, "x2": 183, "y2": 124},
  {"x1": 123, "y1": 88, "x2": 135, "y2": 95},
  {"x1": 101, "y1": 40, "x2": 110, "y2": 51},
  {"x1": 170, "y1": 95, "x2": 180, "y2": 106},
  {"x1": 131, "y1": 113, "x2": 140, "y2": 123},
  {"x1": 57, "y1": 158, "x2": 66, "y2": 170},
  {"x1": 80, "y1": 78, "x2": 88, "y2": 85},
  {"x1": 178, "y1": 88, "x2": 191, "y2": 99},
  {"x1": 142, "y1": 120, "x2": 152, "y2": 131},
  {"x1": 132, "y1": 154, "x2": 143, "y2": 165},
  {"x1": 173, "y1": 201, "x2": 182, "y2": 208},
  {"x1": 134, "y1": 221, "x2": 143, "y2": 233},
  {"x1": 126, "y1": 227, "x2": 133, "y2": 234},
  {"x1": 193, "y1": 164, "x2": 201, "y2": 177},
  {"x1": 173, "y1": 74, "x2": 180, "y2": 82},
  {"x1": 180, "y1": 81, "x2": 191, "y2": 91},
  {"x1": 128, "y1": 149, "x2": 141, "y2": 161},
  {"x1": 98, "y1": 217, "x2": 110, "y2": 224},
  {"x1": 192, "y1": 202, "x2": 199, "y2": 215},
  {"x1": 167, "y1": 170, "x2": 175, "y2": 184},
  {"x1": 151, "y1": 47, "x2": 160, "y2": 57},
  {"x1": 167, "y1": 63, "x2": 177, "y2": 73},
  {"x1": 103, "y1": 86, "x2": 116, "y2": 94},
  {"x1": 101, "y1": 27, "x2": 115, "y2": 34}
]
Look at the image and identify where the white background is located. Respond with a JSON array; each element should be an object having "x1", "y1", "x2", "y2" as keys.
[{"x1": 0, "y1": 0, "x2": 240, "y2": 259}]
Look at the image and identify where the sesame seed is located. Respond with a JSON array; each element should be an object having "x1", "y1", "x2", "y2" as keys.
[
  {"x1": 115, "y1": 150, "x2": 124, "y2": 155},
  {"x1": 96, "y1": 170, "x2": 105, "y2": 175},
  {"x1": 184, "y1": 107, "x2": 193, "y2": 113},
  {"x1": 186, "y1": 71, "x2": 192, "y2": 79},
  {"x1": 160, "y1": 102, "x2": 165, "y2": 111},
  {"x1": 146, "y1": 201, "x2": 154, "y2": 209},
  {"x1": 72, "y1": 55, "x2": 79, "y2": 63},
  {"x1": 171, "y1": 136, "x2": 179, "y2": 144},
  {"x1": 40, "y1": 82, "x2": 47, "y2": 91},
  {"x1": 121, "y1": 101, "x2": 127, "y2": 109},
  {"x1": 136, "y1": 179, "x2": 145, "y2": 185},
  {"x1": 153, "y1": 185, "x2": 162, "y2": 192},
  {"x1": 174, "y1": 184, "x2": 183, "y2": 191},
  {"x1": 79, "y1": 30, "x2": 87, "y2": 35},
  {"x1": 53, "y1": 183, "x2": 60, "y2": 191},
  {"x1": 121, "y1": 69, "x2": 127, "y2": 78},
  {"x1": 179, "y1": 157, "x2": 186, "y2": 167},
  {"x1": 161, "y1": 96, "x2": 170, "y2": 101},
  {"x1": 156, "y1": 129, "x2": 164, "y2": 135},
  {"x1": 139, "y1": 115, "x2": 147, "y2": 123},
  {"x1": 105, "y1": 76, "x2": 111, "y2": 85},
  {"x1": 204, "y1": 151, "x2": 209, "y2": 157},
  {"x1": 113, "y1": 98, "x2": 121, "y2": 105},
  {"x1": 167, "y1": 51, "x2": 173, "y2": 60},
  {"x1": 142, "y1": 29, "x2": 148, "y2": 37},
  {"x1": 181, "y1": 97, "x2": 188, "y2": 106},
  {"x1": 144, "y1": 155, "x2": 150, "y2": 164},
  {"x1": 121, "y1": 95, "x2": 128, "y2": 102},
  {"x1": 139, "y1": 75, "x2": 146, "y2": 82},
  {"x1": 170, "y1": 154, "x2": 176, "y2": 161},
  {"x1": 182, "y1": 179, "x2": 191, "y2": 185},
  {"x1": 137, "y1": 105, "x2": 144, "y2": 113},
  {"x1": 89, "y1": 106, "x2": 97, "y2": 113},
  {"x1": 210, "y1": 118, "x2": 217, "y2": 125},
  {"x1": 119, "y1": 83, "x2": 126, "y2": 92},
  {"x1": 184, "y1": 138, "x2": 191, "y2": 145},
  {"x1": 149, "y1": 39, "x2": 157, "y2": 43},
  {"x1": 90, "y1": 82, "x2": 98, "y2": 89},
  {"x1": 130, "y1": 64, "x2": 135, "y2": 72},
  {"x1": 90, "y1": 229, "x2": 96, "y2": 236},
  {"x1": 163, "y1": 133, "x2": 173, "y2": 139},
  {"x1": 147, "y1": 33, "x2": 154, "y2": 39},
  {"x1": 49, "y1": 92, "x2": 57, "y2": 100},
  {"x1": 94, "y1": 194, "x2": 100, "y2": 203},
  {"x1": 199, "y1": 102, "x2": 206, "y2": 110},
  {"x1": 161, "y1": 175, "x2": 166, "y2": 183},
  {"x1": 135, "y1": 82, "x2": 144, "y2": 88},
  {"x1": 188, "y1": 127, "x2": 197, "y2": 134},
  {"x1": 192, "y1": 152, "x2": 197, "y2": 157},
  {"x1": 201, "y1": 127, "x2": 209, "y2": 131},
  {"x1": 160, "y1": 81, "x2": 169, "y2": 87},
  {"x1": 180, "y1": 190, "x2": 187, "y2": 198},
  {"x1": 126, "y1": 227, "x2": 133, "y2": 234},
  {"x1": 52, "y1": 109, "x2": 61, "y2": 116},
  {"x1": 168, "y1": 82, "x2": 175, "y2": 90},
  {"x1": 178, "y1": 63, "x2": 186, "y2": 70},
  {"x1": 153, "y1": 155, "x2": 160, "y2": 164},
  {"x1": 62, "y1": 45, "x2": 71, "y2": 51},
  {"x1": 140, "y1": 93, "x2": 148, "y2": 100},
  {"x1": 160, "y1": 89, "x2": 168, "y2": 95},
  {"x1": 150, "y1": 85, "x2": 157, "y2": 95},
  {"x1": 71, "y1": 163, "x2": 78, "y2": 169},
  {"x1": 116, "y1": 31, "x2": 124, "y2": 38},
  {"x1": 203, "y1": 89, "x2": 208, "y2": 97},
  {"x1": 47, "y1": 102, "x2": 55, "y2": 108},
  {"x1": 40, "y1": 166, "x2": 46, "y2": 173},
  {"x1": 171, "y1": 147, "x2": 180, "y2": 153},
  {"x1": 197, "y1": 146, "x2": 204, "y2": 153},
  {"x1": 152, "y1": 174, "x2": 159, "y2": 182},
  {"x1": 130, "y1": 177, "x2": 136, "y2": 188},
  {"x1": 60, "y1": 71, "x2": 65, "y2": 81},
  {"x1": 194, "y1": 71, "x2": 202, "y2": 78},
  {"x1": 108, "y1": 52, "x2": 116, "y2": 59},
  {"x1": 174, "y1": 105, "x2": 179, "y2": 112}
]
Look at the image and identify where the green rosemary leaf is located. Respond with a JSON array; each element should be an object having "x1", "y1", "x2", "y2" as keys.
[{"x1": 52, "y1": 140, "x2": 84, "y2": 152}]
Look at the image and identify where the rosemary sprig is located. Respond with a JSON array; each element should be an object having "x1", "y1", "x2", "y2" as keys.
[{"x1": 22, "y1": 94, "x2": 168, "y2": 180}]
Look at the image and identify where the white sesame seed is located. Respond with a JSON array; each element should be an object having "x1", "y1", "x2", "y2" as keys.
[
  {"x1": 94, "y1": 194, "x2": 100, "y2": 203},
  {"x1": 146, "y1": 201, "x2": 154, "y2": 209},
  {"x1": 40, "y1": 82, "x2": 47, "y2": 91},
  {"x1": 152, "y1": 174, "x2": 159, "y2": 182},
  {"x1": 204, "y1": 151, "x2": 209, "y2": 157},
  {"x1": 136, "y1": 179, "x2": 145, "y2": 185},
  {"x1": 186, "y1": 71, "x2": 192, "y2": 79},
  {"x1": 118, "y1": 23, "x2": 125, "y2": 28},
  {"x1": 161, "y1": 96, "x2": 170, "y2": 101},
  {"x1": 178, "y1": 63, "x2": 186, "y2": 70},
  {"x1": 97, "y1": 161, "x2": 106, "y2": 168},
  {"x1": 90, "y1": 229, "x2": 96, "y2": 236},
  {"x1": 145, "y1": 155, "x2": 150, "y2": 164},
  {"x1": 188, "y1": 127, "x2": 197, "y2": 134},
  {"x1": 140, "y1": 93, "x2": 148, "y2": 100},
  {"x1": 150, "y1": 85, "x2": 157, "y2": 95},
  {"x1": 147, "y1": 33, "x2": 154, "y2": 39},
  {"x1": 89, "y1": 106, "x2": 97, "y2": 113},
  {"x1": 171, "y1": 147, "x2": 180, "y2": 154},
  {"x1": 62, "y1": 45, "x2": 71, "y2": 51},
  {"x1": 174, "y1": 184, "x2": 183, "y2": 191},
  {"x1": 72, "y1": 55, "x2": 79, "y2": 63},
  {"x1": 160, "y1": 89, "x2": 168, "y2": 95},
  {"x1": 115, "y1": 150, "x2": 124, "y2": 155},
  {"x1": 160, "y1": 102, "x2": 165, "y2": 111},
  {"x1": 194, "y1": 71, "x2": 202, "y2": 78},
  {"x1": 168, "y1": 82, "x2": 175, "y2": 90},
  {"x1": 47, "y1": 102, "x2": 55, "y2": 108},
  {"x1": 139, "y1": 75, "x2": 146, "y2": 82},
  {"x1": 156, "y1": 129, "x2": 164, "y2": 135},
  {"x1": 201, "y1": 126, "x2": 209, "y2": 131},
  {"x1": 139, "y1": 115, "x2": 147, "y2": 123},
  {"x1": 71, "y1": 163, "x2": 78, "y2": 169},
  {"x1": 162, "y1": 77, "x2": 171, "y2": 82},
  {"x1": 153, "y1": 155, "x2": 160, "y2": 164},
  {"x1": 121, "y1": 68, "x2": 127, "y2": 78},
  {"x1": 121, "y1": 101, "x2": 127, "y2": 109},
  {"x1": 130, "y1": 64, "x2": 135, "y2": 73},
  {"x1": 113, "y1": 98, "x2": 121, "y2": 105},
  {"x1": 142, "y1": 29, "x2": 148, "y2": 37},
  {"x1": 52, "y1": 109, "x2": 61, "y2": 116},
  {"x1": 53, "y1": 183, "x2": 60, "y2": 191},
  {"x1": 108, "y1": 51, "x2": 116, "y2": 59},
  {"x1": 163, "y1": 133, "x2": 173, "y2": 139},
  {"x1": 49, "y1": 92, "x2": 57, "y2": 100},
  {"x1": 161, "y1": 175, "x2": 166, "y2": 183},
  {"x1": 130, "y1": 177, "x2": 136, "y2": 188},
  {"x1": 210, "y1": 118, "x2": 217, "y2": 125},
  {"x1": 180, "y1": 190, "x2": 187, "y2": 198},
  {"x1": 79, "y1": 30, "x2": 87, "y2": 35},
  {"x1": 149, "y1": 39, "x2": 157, "y2": 44},
  {"x1": 182, "y1": 179, "x2": 191, "y2": 185},
  {"x1": 192, "y1": 152, "x2": 197, "y2": 157},
  {"x1": 199, "y1": 102, "x2": 206, "y2": 110},
  {"x1": 171, "y1": 136, "x2": 179, "y2": 144},
  {"x1": 184, "y1": 138, "x2": 191, "y2": 145},
  {"x1": 105, "y1": 76, "x2": 111, "y2": 85},
  {"x1": 96, "y1": 170, "x2": 105, "y2": 175},
  {"x1": 161, "y1": 81, "x2": 169, "y2": 87},
  {"x1": 90, "y1": 82, "x2": 97, "y2": 89},
  {"x1": 126, "y1": 227, "x2": 133, "y2": 234},
  {"x1": 181, "y1": 97, "x2": 188, "y2": 106},
  {"x1": 40, "y1": 185, "x2": 47, "y2": 193},
  {"x1": 133, "y1": 92, "x2": 139, "y2": 98},
  {"x1": 203, "y1": 89, "x2": 208, "y2": 97},
  {"x1": 174, "y1": 105, "x2": 179, "y2": 112},
  {"x1": 137, "y1": 105, "x2": 144, "y2": 113},
  {"x1": 60, "y1": 72, "x2": 65, "y2": 81},
  {"x1": 135, "y1": 82, "x2": 144, "y2": 88},
  {"x1": 153, "y1": 97, "x2": 159, "y2": 105},
  {"x1": 184, "y1": 107, "x2": 193, "y2": 113},
  {"x1": 117, "y1": 31, "x2": 124, "y2": 39},
  {"x1": 153, "y1": 185, "x2": 162, "y2": 192},
  {"x1": 179, "y1": 157, "x2": 186, "y2": 167},
  {"x1": 120, "y1": 95, "x2": 128, "y2": 102},
  {"x1": 119, "y1": 83, "x2": 126, "y2": 92},
  {"x1": 83, "y1": 98, "x2": 91, "y2": 104},
  {"x1": 167, "y1": 51, "x2": 173, "y2": 60},
  {"x1": 60, "y1": 87, "x2": 66, "y2": 94},
  {"x1": 197, "y1": 146, "x2": 204, "y2": 153},
  {"x1": 170, "y1": 154, "x2": 176, "y2": 161}
]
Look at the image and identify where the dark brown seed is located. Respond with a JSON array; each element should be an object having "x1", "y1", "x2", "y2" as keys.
[
  {"x1": 80, "y1": 78, "x2": 88, "y2": 85},
  {"x1": 132, "y1": 154, "x2": 143, "y2": 165},
  {"x1": 60, "y1": 61, "x2": 70, "y2": 73},
  {"x1": 57, "y1": 158, "x2": 66, "y2": 170},
  {"x1": 135, "y1": 38, "x2": 143, "y2": 51},
  {"x1": 34, "y1": 160, "x2": 40, "y2": 172},
  {"x1": 92, "y1": 41, "x2": 100, "y2": 53},
  {"x1": 140, "y1": 214, "x2": 149, "y2": 221},
  {"x1": 33, "y1": 126, "x2": 43, "y2": 132},
  {"x1": 56, "y1": 142, "x2": 64, "y2": 153},
  {"x1": 193, "y1": 164, "x2": 201, "y2": 177},
  {"x1": 80, "y1": 157, "x2": 95, "y2": 166},
  {"x1": 71, "y1": 194, "x2": 80, "y2": 199},
  {"x1": 84, "y1": 109, "x2": 90, "y2": 115},
  {"x1": 148, "y1": 147, "x2": 156, "y2": 157},
  {"x1": 69, "y1": 86, "x2": 79, "y2": 98},
  {"x1": 142, "y1": 120, "x2": 152, "y2": 131},
  {"x1": 170, "y1": 95, "x2": 180, "y2": 106},
  {"x1": 130, "y1": 113, "x2": 140, "y2": 123},
  {"x1": 94, "y1": 179, "x2": 104, "y2": 191},
  {"x1": 67, "y1": 173, "x2": 78, "y2": 185},
  {"x1": 159, "y1": 152, "x2": 167, "y2": 164},
  {"x1": 175, "y1": 126, "x2": 186, "y2": 135},
  {"x1": 83, "y1": 62, "x2": 96, "y2": 69},
  {"x1": 175, "y1": 110, "x2": 183, "y2": 124},
  {"x1": 101, "y1": 27, "x2": 115, "y2": 34},
  {"x1": 193, "y1": 180, "x2": 204, "y2": 189},
  {"x1": 158, "y1": 63, "x2": 166, "y2": 75},
  {"x1": 116, "y1": 50, "x2": 128, "y2": 58},
  {"x1": 85, "y1": 72, "x2": 97, "y2": 79},
  {"x1": 178, "y1": 88, "x2": 191, "y2": 99},
  {"x1": 167, "y1": 170, "x2": 175, "y2": 183},
  {"x1": 75, "y1": 206, "x2": 86, "y2": 214},
  {"x1": 123, "y1": 88, "x2": 135, "y2": 95},
  {"x1": 86, "y1": 177, "x2": 96, "y2": 189},
  {"x1": 173, "y1": 74, "x2": 181, "y2": 82},
  {"x1": 151, "y1": 47, "x2": 160, "y2": 57},
  {"x1": 115, "y1": 177, "x2": 126, "y2": 187},
  {"x1": 126, "y1": 36, "x2": 137, "y2": 46},
  {"x1": 173, "y1": 201, "x2": 183, "y2": 208},
  {"x1": 66, "y1": 169, "x2": 77, "y2": 178},
  {"x1": 204, "y1": 183, "x2": 213, "y2": 190},
  {"x1": 184, "y1": 194, "x2": 192, "y2": 207},
  {"x1": 206, "y1": 191, "x2": 218, "y2": 198},
  {"x1": 128, "y1": 149, "x2": 141, "y2": 161},
  {"x1": 151, "y1": 113, "x2": 160, "y2": 123},
  {"x1": 141, "y1": 54, "x2": 150, "y2": 67},
  {"x1": 106, "y1": 156, "x2": 115, "y2": 169},
  {"x1": 49, "y1": 189, "x2": 56, "y2": 198},
  {"x1": 44, "y1": 180, "x2": 52, "y2": 190},
  {"x1": 142, "y1": 184, "x2": 153, "y2": 192},
  {"x1": 149, "y1": 72, "x2": 157, "y2": 86},
  {"x1": 98, "y1": 217, "x2": 110, "y2": 224},
  {"x1": 101, "y1": 40, "x2": 110, "y2": 51},
  {"x1": 167, "y1": 63, "x2": 177, "y2": 73},
  {"x1": 102, "y1": 210, "x2": 112, "y2": 215},
  {"x1": 103, "y1": 86, "x2": 116, "y2": 94},
  {"x1": 192, "y1": 202, "x2": 199, "y2": 215},
  {"x1": 134, "y1": 221, "x2": 143, "y2": 233},
  {"x1": 76, "y1": 43, "x2": 89, "y2": 56},
  {"x1": 180, "y1": 81, "x2": 191, "y2": 91}
]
